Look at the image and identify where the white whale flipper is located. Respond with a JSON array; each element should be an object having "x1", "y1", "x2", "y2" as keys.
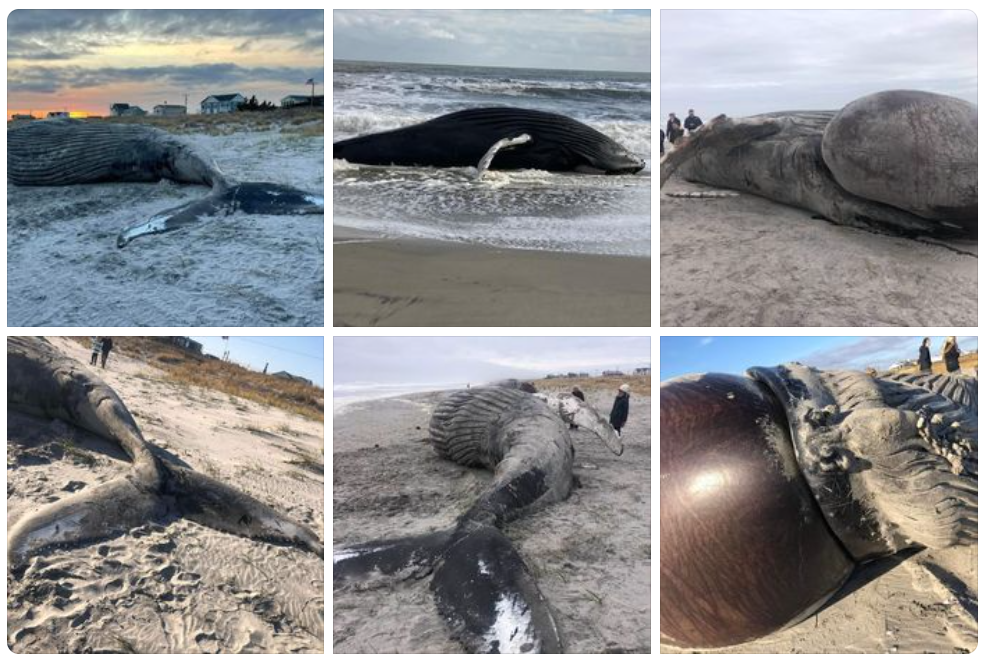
[{"x1": 476, "y1": 134, "x2": 532, "y2": 180}]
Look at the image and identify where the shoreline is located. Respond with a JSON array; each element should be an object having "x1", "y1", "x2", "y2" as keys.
[{"x1": 333, "y1": 226, "x2": 650, "y2": 326}]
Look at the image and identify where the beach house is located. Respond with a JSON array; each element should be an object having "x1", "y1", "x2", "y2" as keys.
[
  {"x1": 200, "y1": 93, "x2": 245, "y2": 114},
  {"x1": 280, "y1": 94, "x2": 324, "y2": 109},
  {"x1": 153, "y1": 104, "x2": 187, "y2": 116}
]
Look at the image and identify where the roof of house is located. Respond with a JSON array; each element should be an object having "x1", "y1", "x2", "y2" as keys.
[
  {"x1": 154, "y1": 104, "x2": 186, "y2": 109},
  {"x1": 201, "y1": 94, "x2": 244, "y2": 103}
]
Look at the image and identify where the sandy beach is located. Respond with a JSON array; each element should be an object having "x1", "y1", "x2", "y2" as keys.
[
  {"x1": 659, "y1": 175, "x2": 977, "y2": 326},
  {"x1": 660, "y1": 541, "x2": 977, "y2": 654},
  {"x1": 333, "y1": 226, "x2": 650, "y2": 326},
  {"x1": 7, "y1": 337, "x2": 324, "y2": 653},
  {"x1": 7, "y1": 114, "x2": 324, "y2": 327},
  {"x1": 332, "y1": 382, "x2": 651, "y2": 653}
]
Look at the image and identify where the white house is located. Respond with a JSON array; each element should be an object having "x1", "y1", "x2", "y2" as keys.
[
  {"x1": 200, "y1": 94, "x2": 245, "y2": 115},
  {"x1": 153, "y1": 104, "x2": 187, "y2": 116}
]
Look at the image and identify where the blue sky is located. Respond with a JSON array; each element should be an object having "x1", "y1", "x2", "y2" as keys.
[
  {"x1": 660, "y1": 10, "x2": 976, "y2": 117},
  {"x1": 659, "y1": 336, "x2": 977, "y2": 381},
  {"x1": 334, "y1": 337, "x2": 650, "y2": 393},
  {"x1": 196, "y1": 337, "x2": 324, "y2": 387},
  {"x1": 334, "y1": 9, "x2": 650, "y2": 72}
]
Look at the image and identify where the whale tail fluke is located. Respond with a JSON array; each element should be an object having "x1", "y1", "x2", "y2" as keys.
[
  {"x1": 6, "y1": 475, "x2": 172, "y2": 570},
  {"x1": 332, "y1": 529, "x2": 453, "y2": 584},
  {"x1": 334, "y1": 524, "x2": 562, "y2": 654},
  {"x1": 432, "y1": 526, "x2": 562, "y2": 654},
  {"x1": 162, "y1": 462, "x2": 324, "y2": 558}
]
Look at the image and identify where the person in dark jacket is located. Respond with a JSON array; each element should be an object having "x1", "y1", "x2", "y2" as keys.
[
  {"x1": 609, "y1": 384, "x2": 631, "y2": 435},
  {"x1": 571, "y1": 387, "x2": 586, "y2": 402},
  {"x1": 942, "y1": 336, "x2": 961, "y2": 373},
  {"x1": 100, "y1": 336, "x2": 114, "y2": 369},
  {"x1": 684, "y1": 109, "x2": 703, "y2": 134},
  {"x1": 918, "y1": 337, "x2": 933, "y2": 373},
  {"x1": 666, "y1": 114, "x2": 684, "y2": 145}
]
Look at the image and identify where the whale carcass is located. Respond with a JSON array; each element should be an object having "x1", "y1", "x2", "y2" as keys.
[
  {"x1": 659, "y1": 90, "x2": 977, "y2": 237},
  {"x1": 6, "y1": 336, "x2": 324, "y2": 568},
  {"x1": 333, "y1": 385, "x2": 625, "y2": 653},
  {"x1": 659, "y1": 364, "x2": 977, "y2": 648},
  {"x1": 6, "y1": 119, "x2": 324, "y2": 247}
]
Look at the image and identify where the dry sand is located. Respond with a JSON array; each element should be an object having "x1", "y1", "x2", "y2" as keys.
[
  {"x1": 660, "y1": 543, "x2": 977, "y2": 654},
  {"x1": 659, "y1": 176, "x2": 977, "y2": 326},
  {"x1": 6, "y1": 337, "x2": 324, "y2": 653},
  {"x1": 332, "y1": 385, "x2": 651, "y2": 653},
  {"x1": 333, "y1": 227, "x2": 650, "y2": 326}
]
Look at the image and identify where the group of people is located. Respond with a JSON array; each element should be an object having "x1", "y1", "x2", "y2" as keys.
[
  {"x1": 918, "y1": 336, "x2": 963, "y2": 373},
  {"x1": 571, "y1": 383, "x2": 631, "y2": 435},
  {"x1": 660, "y1": 109, "x2": 704, "y2": 156},
  {"x1": 89, "y1": 336, "x2": 114, "y2": 369}
]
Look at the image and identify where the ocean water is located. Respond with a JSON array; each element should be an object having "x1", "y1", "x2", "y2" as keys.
[{"x1": 333, "y1": 60, "x2": 651, "y2": 257}]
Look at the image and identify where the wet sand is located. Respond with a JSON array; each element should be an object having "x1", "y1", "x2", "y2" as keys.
[
  {"x1": 7, "y1": 337, "x2": 324, "y2": 653},
  {"x1": 333, "y1": 385, "x2": 651, "y2": 653},
  {"x1": 333, "y1": 227, "x2": 650, "y2": 326},
  {"x1": 659, "y1": 175, "x2": 977, "y2": 326}
]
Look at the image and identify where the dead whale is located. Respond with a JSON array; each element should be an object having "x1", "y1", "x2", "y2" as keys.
[
  {"x1": 333, "y1": 107, "x2": 646, "y2": 176},
  {"x1": 659, "y1": 90, "x2": 978, "y2": 238},
  {"x1": 659, "y1": 364, "x2": 977, "y2": 648},
  {"x1": 332, "y1": 386, "x2": 624, "y2": 653},
  {"x1": 6, "y1": 119, "x2": 324, "y2": 247},
  {"x1": 6, "y1": 336, "x2": 324, "y2": 568}
]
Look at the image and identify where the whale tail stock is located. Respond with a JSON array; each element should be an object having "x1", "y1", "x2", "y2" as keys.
[{"x1": 333, "y1": 523, "x2": 563, "y2": 653}]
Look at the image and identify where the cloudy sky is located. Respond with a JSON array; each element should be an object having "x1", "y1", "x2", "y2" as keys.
[
  {"x1": 659, "y1": 336, "x2": 977, "y2": 381},
  {"x1": 660, "y1": 10, "x2": 977, "y2": 117},
  {"x1": 7, "y1": 9, "x2": 323, "y2": 118},
  {"x1": 334, "y1": 337, "x2": 651, "y2": 395},
  {"x1": 334, "y1": 9, "x2": 650, "y2": 72}
]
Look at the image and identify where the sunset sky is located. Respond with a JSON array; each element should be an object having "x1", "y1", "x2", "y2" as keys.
[{"x1": 7, "y1": 9, "x2": 324, "y2": 119}]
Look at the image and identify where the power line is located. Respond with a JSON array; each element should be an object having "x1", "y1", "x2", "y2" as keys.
[{"x1": 234, "y1": 337, "x2": 324, "y2": 361}]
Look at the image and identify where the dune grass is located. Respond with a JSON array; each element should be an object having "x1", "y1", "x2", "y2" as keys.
[
  {"x1": 888, "y1": 351, "x2": 978, "y2": 376},
  {"x1": 70, "y1": 337, "x2": 323, "y2": 422},
  {"x1": 534, "y1": 374, "x2": 651, "y2": 396},
  {"x1": 68, "y1": 107, "x2": 324, "y2": 136}
]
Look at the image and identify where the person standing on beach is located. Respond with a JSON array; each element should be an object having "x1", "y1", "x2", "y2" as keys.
[
  {"x1": 90, "y1": 336, "x2": 102, "y2": 365},
  {"x1": 610, "y1": 384, "x2": 630, "y2": 435},
  {"x1": 684, "y1": 109, "x2": 703, "y2": 134},
  {"x1": 666, "y1": 113, "x2": 684, "y2": 145},
  {"x1": 942, "y1": 336, "x2": 961, "y2": 373},
  {"x1": 918, "y1": 337, "x2": 933, "y2": 373},
  {"x1": 100, "y1": 336, "x2": 114, "y2": 369}
]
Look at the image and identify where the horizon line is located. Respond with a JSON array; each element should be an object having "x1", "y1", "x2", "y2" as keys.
[{"x1": 333, "y1": 57, "x2": 651, "y2": 76}]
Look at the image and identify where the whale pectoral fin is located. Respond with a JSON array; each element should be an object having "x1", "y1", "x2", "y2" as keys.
[
  {"x1": 162, "y1": 462, "x2": 324, "y2": 558},
  {"x1": 476, "y1": 134, "x2": 533, "y2": 180},
  {"x1": 7, "y1": 476, "x2": 169, "y2": 569},
  {"x1": 431, "y1": 526, "x2": 562, "y2": 653},
  {"x1": 333, "y1": 530, "x2": 453, "y2": 586}
]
